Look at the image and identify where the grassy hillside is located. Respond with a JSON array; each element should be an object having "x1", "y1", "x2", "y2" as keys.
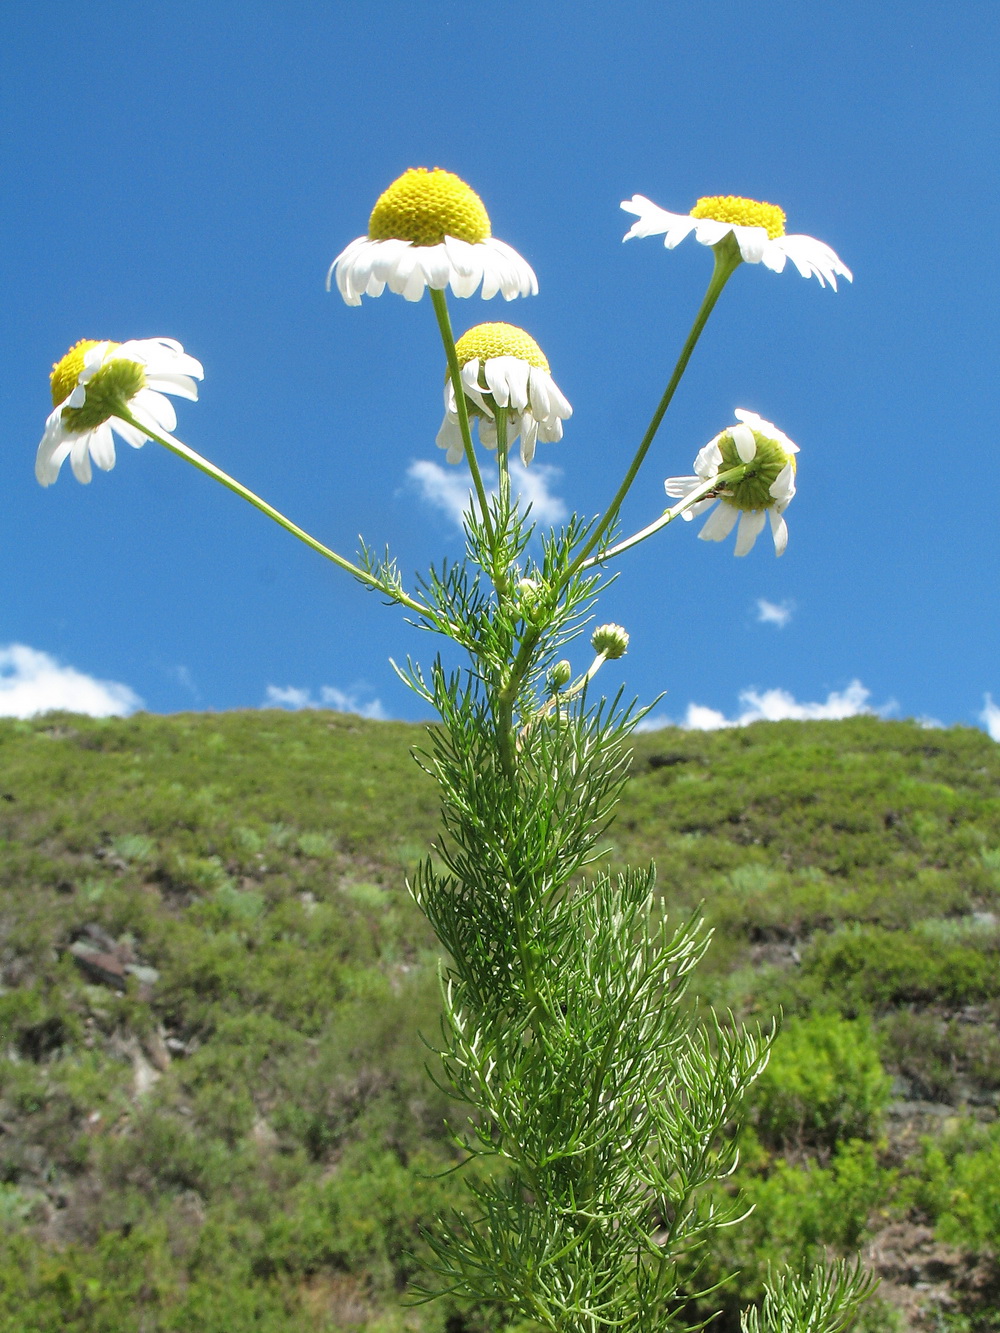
[{"x1": 1, "y1": 711, "x2": 999, "y2": 1331}]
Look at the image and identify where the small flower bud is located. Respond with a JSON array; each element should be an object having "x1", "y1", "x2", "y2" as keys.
[
  {"x1": 549, "y1": 660, "x2": 572, "y2": 689},
  {"x1": 591, "y1": 623, "x2": 629, "y2": 660}
]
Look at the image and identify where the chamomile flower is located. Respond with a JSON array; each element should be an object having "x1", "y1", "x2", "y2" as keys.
[
  {"x1": 621, "y1": 193, "x2": 852, "y2": 289},
  {"x1": 36, "y1": 338, "x2": 203, "y2": 487},
  {"x1": 329, "y1": 167, "x2": 537, "y2": 305},
  {"x1": 664, "y1": 410, "x2": 798, "y2": 557},
  {"x1": 436, "y1": 323, "x2": 571, "y2": 467}
]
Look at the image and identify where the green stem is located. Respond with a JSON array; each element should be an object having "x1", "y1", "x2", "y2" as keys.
[
  {"x1": 580, "y1": 463, "x2": 750, "y2": 567},
  {"x1": 567, "y1": 244, "x2": 741, "y2": 578},
  {"x1": 430, "y1": 288, "x2": 495, "y2": 546},
  {"x1": 119, "y1": 410, "x2": 431, "y2": 617}
]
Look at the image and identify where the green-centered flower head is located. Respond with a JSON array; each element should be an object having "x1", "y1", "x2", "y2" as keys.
[
  {"x1": 51, "y1": 340, "x2": 144, "y2": 432},
  {"x1": 591, "y1": 624, "x2": 629, "y2": 660},
  {"x1": 664, "y1": 410, "x2": 800, "y2": 557},
  {"x1": 689, "y1": 195, "x2": 786, "y2": 239},
  {"x1": 368, "y1": 167, "x2": 491, "y2": 247},
  {"x1": 37, "y1": 337, "x2": 203, "y2": 487},
  {"x1": 716, "y1": 425, "x2": 796, "y2": 513},
  {"x1": 438, "y1": 322, "x2": 571, "y2": 467}
]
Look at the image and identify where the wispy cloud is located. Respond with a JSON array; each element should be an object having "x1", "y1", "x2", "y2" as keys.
[
  {"x1": 407, "y1": 458, "x2": 567, "y2": 529},
  {"x1": 264, "y1": 683, "x2": 388, "y2": 721},
  {"x1": 0, "y1": 644, "x2": 142, "y2": 719},
  {"x1": 638, "y1": 679, "x2": 889, "y2": 733},
  {"x1": 981, "y1": 694, "x2": 1000, "y2": 742},
  {"x1": 755, "y1": 598, "x2": 794, "y2": 628}
]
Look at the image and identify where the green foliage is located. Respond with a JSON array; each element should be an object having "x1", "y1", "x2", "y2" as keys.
[{"x1": 900, "y1": 1120, "x2": 1000, "y2": 1250}]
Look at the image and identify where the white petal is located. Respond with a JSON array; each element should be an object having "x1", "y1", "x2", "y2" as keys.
[
  {"x1": 699, "y1": 502, "x2": 739, "y2": 543},
  {"x1": 734, "y1": 509, "x2": 766, "y2": 557},
  {"x1": 436, "y1": 414, "x2": 464, "y2": 463},
  {"x1": 731, "y1": 424, "x2": 757, "y2": 463},
  {"x1": 67, "y1": 385, "x2": 87, "y2": 408},
  {"x1": 417, "y1": 243, "x2": 452, "y2": 291},
  {"x1": 460, "y1": 360, "x2": 489, "y2": 413},
  {"x1": 777, "y1": 234, "x2": 853, "y2": 290}
]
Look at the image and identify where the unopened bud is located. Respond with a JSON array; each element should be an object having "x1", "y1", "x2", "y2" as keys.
[
  {"x1": 591, "y1": 623, "x2": 629, "y2": 659},
  {"x1": 549, "y1": 660, "x2": 572, "y2": 689}
]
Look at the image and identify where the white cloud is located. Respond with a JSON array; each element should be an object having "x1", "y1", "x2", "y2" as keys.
[
  {"x1": 264, "y1": 683, "x2": 388, "y2": 721},
  {"x1": 756, "y1": 598, "x2": 794, "y2": 628},
  {"x1": 0, "y1": 644, "x2": 142, "y2": 719},
  {"x1": 407, "y1": 458, "x2": 567, "y2": 529},
  {"x1": 638, "y1": 679, "x2": 889, "y2": 733},
  {"x1": 981, "y1": 694, "x2": 1000, "y2": 741}
]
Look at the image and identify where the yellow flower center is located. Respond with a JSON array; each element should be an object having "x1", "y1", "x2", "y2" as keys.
[
  {"x1": 368, "y1": 167, "x2": 491, "y2": 247},
  {"x1": 455, "y1": 323, "x2": 548, "y2": 371},
  {"x1": 690, "y1": 195, "x2": 786, "y2": 239},
  {"x1": 50, "y1": 339, "x2": 119, "y2": 407}
]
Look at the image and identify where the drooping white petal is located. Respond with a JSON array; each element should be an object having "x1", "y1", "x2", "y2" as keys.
[
  {"x1": 731, "y1": 224, "x2": 768, "y2": 265},
  {"x1": 70, "y1": 433, "x2": 95, "y2": 484},
  {"x1": 502, "y1": 357, "x2": 530, "y2": 414},
  {"x1": 436, "y1": 413, "x2": 465, "y2": 464},
  {"x1": 67, "y1": 385, "x2": 87, "y2": 408},
  {"x1": 735, "y1": 408, "x2": 799, "y2": 455},
  {"x1": 484, "y1": 358, "x2": 512, "y2": 409},
  {"x1": 112, "y1": 418, "x2": 149, "y2": 450},
  {"x1": 693, "y1": 440, "x2": 723, "y2": 478},
  {"x1": 769, "y1": 462, "x2": 796, "y2": 505},
  {"x1": 520, "y1": 416, "x2": 539, "y2": 467},
  {"x1": 769, "y1": 507, "x2": 789, "y2": 556},
  {"x1": 734, "y1": 509, "x2": 767, "y2": 557},
  {"x1": 699, "y1": 501, "x2": 739, "y2": 543},
  {"x1": 459, "y1": 360, "x2": 489, "y2": 413},
  {"x1": 145, "y1": 372, "x2": 200, "y2": 401},
  {"x1": 133, "y1": 388, "x2": 177, "y2": 433},
  {"x1": 776, "y1": 234, "x2": 853, "y2": 290},
  {"x1": 664, "y1": 475, "x2": 702, "y2": 499},
  {"x1": 88, "y1": 421, "x2": 117, "y2": 472}
]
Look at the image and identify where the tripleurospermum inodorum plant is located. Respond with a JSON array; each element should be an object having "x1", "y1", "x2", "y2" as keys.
[{"x1": 34, "y1": 167, "x2": 873, "y2": 1331}]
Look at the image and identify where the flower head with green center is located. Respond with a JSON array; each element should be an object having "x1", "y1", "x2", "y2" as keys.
[
  {"x1": 621, "y1": 192, "x2": 852, "y2": 289},
  {"x1": 664, "y1": 410, "x2": 799, "y2": 556},
  {"x1": 329, "y1": 168, "x2": 538, "y2": 306},
  {"x1": 36, "y1": 338, "x2": 204, "y2": 486},
  {"x1": 436, "y1": 322, "x2": 571, "y2": 467}
]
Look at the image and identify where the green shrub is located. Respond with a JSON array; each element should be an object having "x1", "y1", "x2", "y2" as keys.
[{"x1": 751, "y1": 1013, "x2": 892, "y2": 1149}]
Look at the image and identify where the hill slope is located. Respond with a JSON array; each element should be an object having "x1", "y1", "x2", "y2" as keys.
[{"x1": 1, "y1": 712, "x2": 999, "y2": 1332}]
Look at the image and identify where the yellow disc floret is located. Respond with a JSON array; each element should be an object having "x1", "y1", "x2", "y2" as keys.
[
  {"x1": 50, "y1": 339, "x2": 119, "y2": 407},
  {"x1": 368, "y1": 167, "x2": 491, "y2": 247},
  {"x1": 455, "y1": 323, "x2": 549, "y2": 371},
  {"x1": 690, "y1": 195, "x2": 786, "y2": 239}
]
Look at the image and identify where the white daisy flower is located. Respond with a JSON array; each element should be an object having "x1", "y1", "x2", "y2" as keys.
[
  {"x1": 621, "y1": 193, "x2": 852, "y2": 290},
  {"x1": 664, "y1": 409, "x2": 799, "y2": 557},
  {"x1": 328, "y1": 167, "x2": 537, "y2": 305},
  {"x1": 435, "y1": 323, "x2": 571, "y2": 467},
  {"x1": 36, "y1": 338, "x2": 203, "y2": 486}
]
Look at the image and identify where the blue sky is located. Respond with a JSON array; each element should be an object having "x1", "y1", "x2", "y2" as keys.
[{"x1": 3, "y1": 1, "x2": 998, "y2": 735}]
